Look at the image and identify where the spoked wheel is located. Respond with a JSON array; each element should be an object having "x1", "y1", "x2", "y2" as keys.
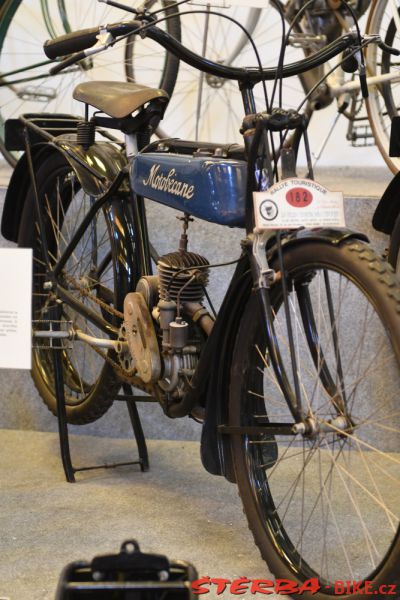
[
  {"x1": 0, "y1": 0, "x2": 180, "y2": 166},
  {"x1": 18, "y1": 151, "x2": 130, "y2": 424},
  {"x1": 230, "y1": 240, "x2": 400, "y2": 598},
  {"x1": 155, "y1": 3, "x2": 306, "y2": 144},
  {"x1": 366, "y1": 0, "x2": 400, "y2": 174}
]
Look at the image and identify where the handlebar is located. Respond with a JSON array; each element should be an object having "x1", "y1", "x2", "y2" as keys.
[{"x1": 44, "y1": 19, "x2": 400, "y2": 82}]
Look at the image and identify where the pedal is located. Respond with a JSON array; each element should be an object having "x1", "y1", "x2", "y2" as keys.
[
  {"x1": 16, "y1": 86, "x2": 57, "y2": 102},
  {"x1": 288, "y1": 33, "x2": 326, "y2": 49},
  {"x1": 347, "y1": 124, "x2": 375, "y2": 147},
  {"x1": 32, "y1": 319, "x2": 73, "y2": 350}
]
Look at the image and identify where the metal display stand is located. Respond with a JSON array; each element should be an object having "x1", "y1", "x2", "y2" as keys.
[{"x1": 50, "y1": 306, "x2": 150, "y2": 483}]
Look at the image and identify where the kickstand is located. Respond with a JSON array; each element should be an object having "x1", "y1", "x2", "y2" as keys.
[{"x1": 49, "y1": 304, "x2": 150, "y2": 483}]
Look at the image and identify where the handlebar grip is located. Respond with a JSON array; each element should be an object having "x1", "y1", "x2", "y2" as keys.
[
  {"x1": 44, "y1": 21, "x2": 142, "y2": 60},
  {"x1": 49, "y1": 51, "x2": 86, "y2": 75},
  {"x1": 44, "y1": 27, "x2": 100, "y2": 59}
]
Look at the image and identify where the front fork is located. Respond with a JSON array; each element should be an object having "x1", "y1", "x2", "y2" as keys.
[
  {"x1": 249, "y1": 230, "x2": 304, "y2": 423},
  {"x1": 248, "y1": 228, "x2": 350, "y2": 433}
]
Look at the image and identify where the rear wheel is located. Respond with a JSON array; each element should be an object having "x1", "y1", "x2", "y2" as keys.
[
  {"x1": 18, "y1": 151, "x2": 128, "y2": 424},
  {"x1": 230, "y1": 240, "x2": 400, "y2": 597}
]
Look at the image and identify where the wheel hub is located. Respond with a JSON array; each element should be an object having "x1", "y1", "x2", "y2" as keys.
[
  {"x1": 293, "y1": 414, "x2": 351, "y2": 438},
  {"x1": 205, "y1": 72, "x2": 225, "y2": 89}
]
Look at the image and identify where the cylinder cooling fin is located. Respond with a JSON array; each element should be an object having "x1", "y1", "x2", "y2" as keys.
[{"x1": 157, "y1": 251, "x2": 210, "y2": 304}]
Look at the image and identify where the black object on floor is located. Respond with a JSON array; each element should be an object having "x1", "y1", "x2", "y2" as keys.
[{"x1": 55, "y1": 539, "x2": 198, "y2": 599}]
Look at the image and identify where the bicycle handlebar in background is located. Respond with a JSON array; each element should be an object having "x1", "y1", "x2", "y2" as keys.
[{"x1": 45, "y1": 19, "x2": 366, "y2": 83}]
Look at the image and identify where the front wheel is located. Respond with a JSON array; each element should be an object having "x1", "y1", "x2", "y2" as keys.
[{"x1": 230, "y1": 240, "x2": 400, "y2": 598}]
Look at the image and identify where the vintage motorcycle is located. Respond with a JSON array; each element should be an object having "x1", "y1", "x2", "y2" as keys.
[{"x1": 1, "y1": 3, "x2": 399, "y2": 598}]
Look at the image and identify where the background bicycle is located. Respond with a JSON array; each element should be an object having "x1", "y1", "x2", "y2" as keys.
[
  {"x1": 0, "y1": 0, "x2": 180, "y2": 165},
  {"x1": 1, "y1": 0, "x2": 400, "y2": 171}
]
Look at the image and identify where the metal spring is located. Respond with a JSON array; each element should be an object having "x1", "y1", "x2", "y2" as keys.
[{"x1": 77, "y1": 120, "x2": 95, "y2": 149}]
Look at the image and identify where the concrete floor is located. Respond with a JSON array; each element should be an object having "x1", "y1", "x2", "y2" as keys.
[{"x1": 0, "y1": 430, "x2": 272, "y2": 600}]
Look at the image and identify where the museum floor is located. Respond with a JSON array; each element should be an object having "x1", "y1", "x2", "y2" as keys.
[{"x1": 0, "y1": 430, "x2": 271, "y2": 600}]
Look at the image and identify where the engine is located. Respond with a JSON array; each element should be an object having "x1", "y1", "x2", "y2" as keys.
[
  {"x1": 155, "y1": 249, "x2": 211, "y2": 412},
  {"x1": 121, "y1": 219, "x2": 214, "y2": 418}
]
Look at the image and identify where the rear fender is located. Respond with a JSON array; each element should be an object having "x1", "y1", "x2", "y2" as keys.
[
  {"x1": 2, "y1": 143, "x2": 52, "y2": 243},
  {"x1": 1, "y1": 139, "x2": 127, "y2": 243}
]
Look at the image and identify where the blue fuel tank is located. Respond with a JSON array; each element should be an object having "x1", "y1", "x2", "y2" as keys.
[{"x1": 130, "y1": 152, "x2": 247, "y2": 227}]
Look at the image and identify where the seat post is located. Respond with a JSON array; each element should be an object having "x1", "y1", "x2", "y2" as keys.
[{"x1": 125, "y1": 133, "x2": 138, "y2": 158}]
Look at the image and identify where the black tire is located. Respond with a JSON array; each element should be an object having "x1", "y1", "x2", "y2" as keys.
[
  {"x1": 0, "y1": 0, "x2": 181, "y2": 166},
  {"x1": 388, "y1": 212, "x2": 400, "y2": 273},
  {"x1": 18, "y1": 151, "x2": 126, "y2": 424},
  {"x1": 230, "y1": 240, "x2": 400, "y2": 599}
]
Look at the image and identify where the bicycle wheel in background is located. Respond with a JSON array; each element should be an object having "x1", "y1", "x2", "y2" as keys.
[
  {"x1": 0, "y1": 0, "x2": 180, "y2": 166},
  {"x1": 155, "y1": 3, "x2": 306, "y2": 144},
  {"x1": 17, "y1": 151, "x2": 130, "y2": 424},
  {"x1": 230, "y1": 240, "x2": 400, "y2": 598},
  {"x1": 366, "y1": 0, "x2": 400, "y2": 174}
]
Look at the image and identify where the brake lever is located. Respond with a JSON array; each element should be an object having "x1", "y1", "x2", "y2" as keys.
[
  {"x1": 378, "y1": 40, "x2": 400, "y2": 56},
  {"x1": 358, "y1": 36, "x2": 400, "y2": 99},
  {"x1": 49, "y1": 29, "x2": 114, "y2": 76}
]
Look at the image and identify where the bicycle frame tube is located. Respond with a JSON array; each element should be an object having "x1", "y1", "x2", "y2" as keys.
[{"x1": 330, "y1": 70, "x2": 400, "y2": 96}]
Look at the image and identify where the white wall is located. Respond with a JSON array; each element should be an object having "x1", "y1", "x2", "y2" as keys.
[{"x1": 1, "y1": 1, "x2": 389, "y2": 168}]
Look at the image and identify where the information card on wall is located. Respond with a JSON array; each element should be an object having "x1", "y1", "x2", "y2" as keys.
[{"x1": 0, "y1": 248, "x2": 32, "y2": 370}]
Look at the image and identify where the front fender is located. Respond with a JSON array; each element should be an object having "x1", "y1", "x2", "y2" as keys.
[
  {"x1": 198, "y1": 227, "x2": 368, "y2": 483},
  {"x1": 1, "y1": 138, "x2": 127, "y2": 243}
]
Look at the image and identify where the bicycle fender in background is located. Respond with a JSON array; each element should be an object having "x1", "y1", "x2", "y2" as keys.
[
  {"x1": 199, "y1": 227, "x2": 368, "y2": 484},
  {"x1": 1, "y1": 140, "x2": 127, "y2": 243},
  {"x1": 372, "y1": 171, "x2": 400, "y2": 235}
]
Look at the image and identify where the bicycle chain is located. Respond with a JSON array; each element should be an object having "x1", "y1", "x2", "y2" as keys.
[
  {"x1": 90, "y1": 342, "x2": 159, "y2": 397},
  {"x1": 62, "y1": 272, "x2": 124, "y2": 320}
]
